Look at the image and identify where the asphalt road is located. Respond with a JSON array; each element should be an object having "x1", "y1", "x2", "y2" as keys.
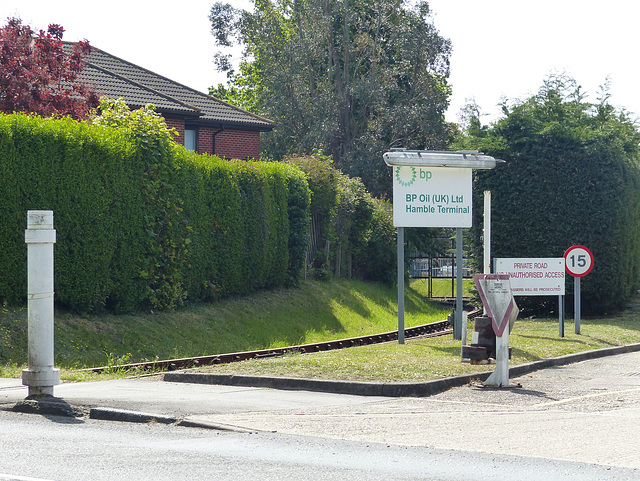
[
  {"x1": 0, "y1": 410, "x2": 636, "y2": 481},
  {"x1": 2, "y1": 349, "x2": 640, "y2": 480}
]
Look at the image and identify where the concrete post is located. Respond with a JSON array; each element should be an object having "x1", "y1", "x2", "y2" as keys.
[{"x1": 22, "y1": 210, "x2": 60, "y2": 397}]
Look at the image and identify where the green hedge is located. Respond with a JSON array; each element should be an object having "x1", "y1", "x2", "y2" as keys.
[
  {"x1": 462, "y1": 78, "x2": 640, "y2": 314},
  {"x1": 0, "y1": 113, "x2": 145, "y2": 312},
  {"x1": 176, "y1": 155, "x2": 309, "y2": 300},
  {"x1": 0, "y1": 112, "x2": 310, "y2": 312}
]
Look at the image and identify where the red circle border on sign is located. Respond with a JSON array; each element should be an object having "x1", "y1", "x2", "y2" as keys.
[{"x1": 564, "y1": 245, "x2": 594, "y2": 277}]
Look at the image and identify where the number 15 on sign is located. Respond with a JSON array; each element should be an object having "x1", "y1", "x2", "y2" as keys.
[
  {"x1": 564, "y1": 245, "x2": 594, "y2": 334},
  {"x1": 564, "y1": 245, "x2": 594, "y2": 277}
]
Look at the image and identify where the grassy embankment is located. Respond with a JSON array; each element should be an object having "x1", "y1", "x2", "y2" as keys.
[
  {"x1": 2, "y1": 278, "x2": 639, "y2": 382},
  {"x1": 0, "y1": 278, "x2": 453, "y2": 378}
]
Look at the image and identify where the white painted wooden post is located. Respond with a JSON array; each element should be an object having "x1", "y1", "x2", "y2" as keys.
[
  {"x1": 483, "y1": 191, "x2": 491, "y2": 275},
  {"x1": 22, "y1": 211, "x2": 60, "y2": 397}
]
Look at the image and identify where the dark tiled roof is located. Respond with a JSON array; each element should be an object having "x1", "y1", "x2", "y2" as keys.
[{"x1": 66, "y1": 42, "x2": 273, "y2": 131}]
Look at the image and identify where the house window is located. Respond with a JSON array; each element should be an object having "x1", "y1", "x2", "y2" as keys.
[{"x1": 184, "y1": 129, "x2": 197, "y2": 151}]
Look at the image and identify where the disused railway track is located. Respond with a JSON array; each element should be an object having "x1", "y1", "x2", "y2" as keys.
[{"x1": 88, "y1": 309, "x2": 480, "y2": 374}]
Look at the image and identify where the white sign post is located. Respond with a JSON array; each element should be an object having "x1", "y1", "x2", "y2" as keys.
[
  {"x1": 474, "y1": 274, "x2": 519, "y2": 387},
  {"x1": 564, "y1": 245, "x2": 594, "y2": 334}
]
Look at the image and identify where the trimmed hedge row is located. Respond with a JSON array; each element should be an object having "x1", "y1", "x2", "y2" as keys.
[
  {"x1": 463, "y1": 80, "x2": 640, "y2": 314},
  {"x1": 176, "y1": 154, "x2": 309, "y2": 302},
  {"x1": 0, "y1": 112, "x2": 309, "y2": 312},
  {"x1": 0, "y1": 113, "x2": 144, "y2": 312}
]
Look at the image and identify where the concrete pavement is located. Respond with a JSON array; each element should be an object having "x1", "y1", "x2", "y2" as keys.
[
  {"x1": 190, "y1": 349, "x2": 640, "y2": 470},
  {"x1": 2, "y1": 346, "x2": 640, "y2": 472}
]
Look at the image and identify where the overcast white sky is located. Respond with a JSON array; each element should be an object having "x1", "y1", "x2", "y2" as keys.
[{"x1": 2, "y1": 1, "x2": 639, "y2": 124}]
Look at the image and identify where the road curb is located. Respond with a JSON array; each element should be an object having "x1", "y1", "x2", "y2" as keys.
[
  {"x1": 164, "y1": 342, "x2": 640, "y2": 397},
  {"x1": 176, "y1": 419, "x2": 255, "y2": 432},
  {"x1": 87, "y1": 407, "x2": 255, "y2": 432},
  {"x1": 89, "y1": 407, "x2": 176, "y2": 424}
]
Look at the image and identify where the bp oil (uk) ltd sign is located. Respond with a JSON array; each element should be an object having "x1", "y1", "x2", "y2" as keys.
[
  {"x1": 384, "y1": 149, "x2": 501, "y2": 343},
  {"x1": 392, "y1": 166, "x2": 472, "y2": 228}
]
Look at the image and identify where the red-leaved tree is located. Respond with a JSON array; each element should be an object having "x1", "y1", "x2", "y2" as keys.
[{"x1": 0, "y1": 17, "x2": 99, "y2": 120}]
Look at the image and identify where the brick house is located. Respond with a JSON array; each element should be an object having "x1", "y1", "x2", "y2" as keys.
[{"x1": 70, "y1": 43, "x2": 274, "y2": 159}]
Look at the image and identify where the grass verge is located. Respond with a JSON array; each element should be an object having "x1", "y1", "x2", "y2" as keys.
[
  {"x1": 0, "y1": 278, "x2": 450, "y2": 379},
  {"x1": 200, "y1": 312, "x2": 640, "y2": 382},
  {"x1": 3, "y1": 278, "x2": 639, "y2": 383}
]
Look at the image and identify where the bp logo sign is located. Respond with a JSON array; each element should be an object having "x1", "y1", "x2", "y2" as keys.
[
  {"x1": 395, "y1": 166, "x2": 416, "y2": 187},
  {"x1": 392, "y1": 166, "x2": 472, "y2": 228}
]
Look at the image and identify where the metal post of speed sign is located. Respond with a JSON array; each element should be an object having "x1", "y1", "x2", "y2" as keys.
[{"x1": 564, "y1": 245, "x2": 594, "y2": 334}]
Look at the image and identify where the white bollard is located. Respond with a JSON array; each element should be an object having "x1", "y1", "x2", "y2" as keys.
[{"x1": 22, "y1": 210, "x2": 60, "y2": 397}]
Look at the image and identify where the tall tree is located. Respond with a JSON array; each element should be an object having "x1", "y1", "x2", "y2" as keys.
[
  {"x1": 0, "y1": 17, "x2": 99, "y2": 120},
  {"x1": 210, "y1": 0, "x2": 453, "y2": 196}
]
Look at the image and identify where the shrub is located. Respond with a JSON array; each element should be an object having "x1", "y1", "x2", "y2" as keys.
[
  {"x1": 0, "y1": 112, "x2": 144, "y2": 311},
  {"x1": 287, "y1": 154, "x2": 396, "y2": 285}
]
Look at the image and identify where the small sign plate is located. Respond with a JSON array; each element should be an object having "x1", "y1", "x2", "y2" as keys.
[{"x1": 495, "y1": 258, "x2": 565, "y2": 296}]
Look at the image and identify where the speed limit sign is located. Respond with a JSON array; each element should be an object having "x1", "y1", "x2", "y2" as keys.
[{"x1": 564, "y1": 245, "x2": 594, "y2": 277}]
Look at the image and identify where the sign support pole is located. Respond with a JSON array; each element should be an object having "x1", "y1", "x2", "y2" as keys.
[
  {"x1": 574, "y1": 277, "x2": 581, "y2": 334},
  {"x1": 564, "y1": 244, "x2": 593, "y2": 336},
  {"x1": 397, "y1": 227, "x2": 405, "y2": 344},
  {"x1": 485, "y1": 332, "x2": 510, "y2": 386},
  {"x1": 454, "y1": 228, "x2": 463, "y2": 340},
  {"x1": 559, "y1": 295, "x2": 565, "y2": 337}
]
